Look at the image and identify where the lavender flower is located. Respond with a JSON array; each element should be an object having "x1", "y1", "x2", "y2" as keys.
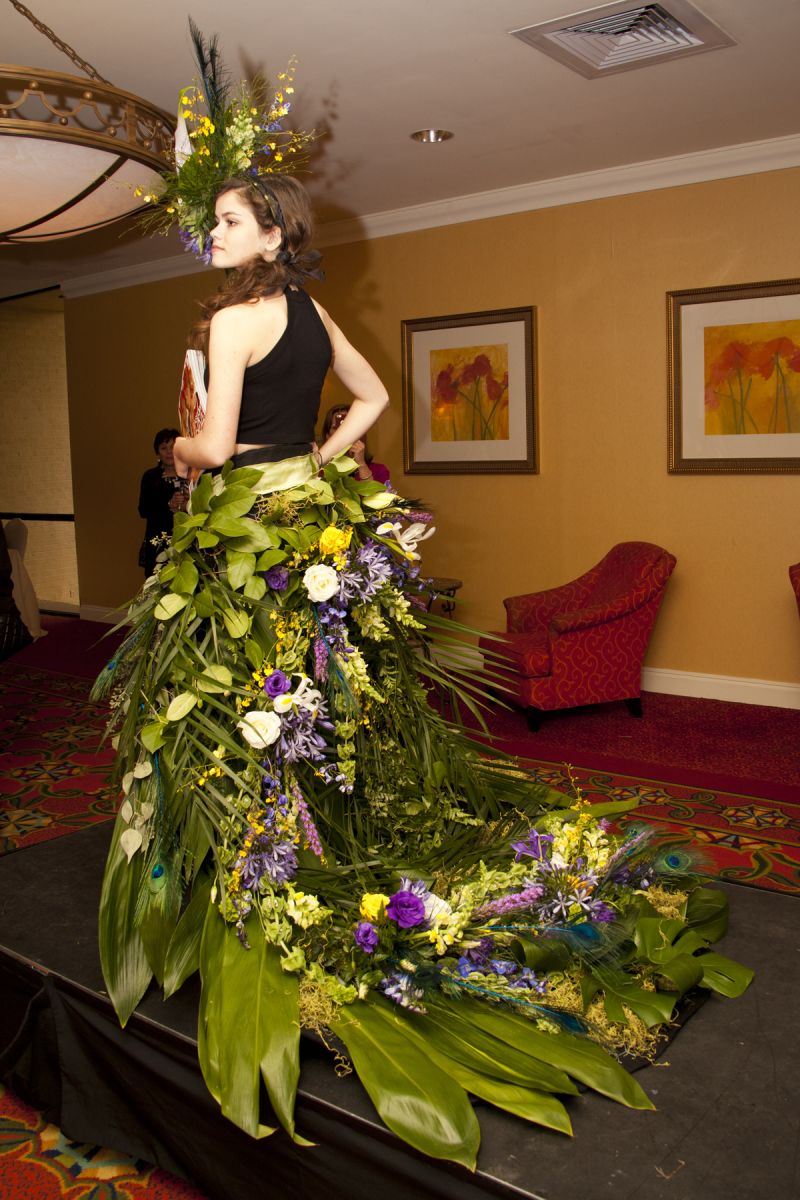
[
  {"x1": 474, "y1": 885, "x2": 544, "y2": 919},
  {"x1": 313, "y1": 636, "x2": 329, "y2": 682},
  {"x1": 381, "y1": 971, "x2": 425, "y2": 1012},
  {"x1": 293, "y1": 789, "x2": 324, "y2": 859},
  {"x1": 354, "y1": 921, "x2": 379, "y2": 954}
]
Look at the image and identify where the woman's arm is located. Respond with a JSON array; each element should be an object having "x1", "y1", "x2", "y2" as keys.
[
  {"x1": 173, "y1": 307, "x2": 249, "y2": 475},
  {"x1": 314, "y1": 307, "x2": 389, "y2": 467}
]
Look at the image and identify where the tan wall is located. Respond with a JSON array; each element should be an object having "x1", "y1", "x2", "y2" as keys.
[
  {"x1": 65, "y1": 167, "x2": 800, "y2": 682},
  {"x1": 0, "y1": 290, "x2": 79, "y2": 605}
]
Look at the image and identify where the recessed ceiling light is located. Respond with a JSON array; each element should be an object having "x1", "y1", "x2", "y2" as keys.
[{"x1": 409, "y1": 129, "x2": 454, "y2": 143}]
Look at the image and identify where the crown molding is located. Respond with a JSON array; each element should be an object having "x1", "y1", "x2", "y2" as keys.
[{"x1": 61, "y1": 132, "x2": 800, "y2": 297}]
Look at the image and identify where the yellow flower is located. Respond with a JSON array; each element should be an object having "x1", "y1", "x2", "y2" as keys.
[
  {"x1": 360, "y1": 893, "x2": 389, "y2": 921},
  {"x1": 318, "y1": 525, "x2": 352, "y2": 557}
]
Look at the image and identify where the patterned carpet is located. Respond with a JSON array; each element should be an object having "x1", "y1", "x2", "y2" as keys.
[
  {"x1": 0, "y1": 1084, "x2": 207, "y2": 1200},
  {"x1": 0, "y1": 663, "x2": 115, "y2": 854}
]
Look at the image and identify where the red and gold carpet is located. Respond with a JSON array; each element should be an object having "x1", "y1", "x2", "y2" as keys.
[
  {"x1": 0, "y1": 663, "x2": 116, "y2": 854},
  {"x1": 0, "y1": 1083, "x2": 207, "y2": 1200}
]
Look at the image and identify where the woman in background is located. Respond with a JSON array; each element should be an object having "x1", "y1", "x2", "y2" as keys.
[
  {"x1": 321, "y1": 403, "x2": 391, "y2": 485},
  {"x1": 137, "y1": 427, "x2": 187, "y2": 575}
]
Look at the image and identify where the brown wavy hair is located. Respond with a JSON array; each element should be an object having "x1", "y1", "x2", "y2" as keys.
[{"x1": 189, "y1": 175, "x2": 318, "y2": 351}]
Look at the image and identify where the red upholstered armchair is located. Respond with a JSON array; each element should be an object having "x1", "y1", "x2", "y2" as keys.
[
  {"x1": 480, "y1": 542, "x2": 676, "y2": 730},
  {"x1": 790, "y1": 563, "x2": 800, "y2": 617}
]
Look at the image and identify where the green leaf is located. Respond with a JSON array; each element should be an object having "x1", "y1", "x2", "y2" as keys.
[
  {"x1": 376, "y1": 999, "x2": 572, "y2": 1135},
  {"x1": 196, "y1": 530, "x2": 220, "y2": 549},
  {"x1": 196, "y1": 664, "x2": 233, "y2": 693},
  {"x1": 223, "y1": 466, "x2": 264, "y2": 489},
  {"x1": 685, "y1": 887, "x2": 729, "y2": 944},
  {"x1": 439, "y1": 997, "x2": 654, "y2": 1111},
  {"x1": 222, "y1": 608, "x2": 251, "y2": 639},
  {"x1": 255, "y1": 549, "x2": 287, "y2": 571},
  {"x1": 227, "y1": 525, "x2": 276, "y2": 553},
  {"x1": 696, "y1": 951, "x2": 754, "y2": 998},
  {"x1": 98, "y1": 816, "x2": 153, "y2": 1026},
  {"x1": 189, "y1": 472, "x2": 214, "y2": 513},
  {"x1": 198, "y1": 910, "x2": 278, "y2": 1138},
  {"x1": 244, "y1": 574, "x2": 267, "y2": 601},
  {"x1": 140, "y1": 721, "x2": 166, "y2": 753},
  {"x1": 172, "y1": 558, "x2": 200, "y2": 596},
  {"x1": 411, "y1": 1005, "x2": 578, "y2": 1095},
  {"x1": 154, "y1": 592, "x2": 189, "y2": 621},
  {"x1": 206, "y1": 511, "x2": 258, "y2": 538},
  {"x1": 259, "y1": 944, "x2": 304, "y2": 1141},
  {"x1": 595, "y1": 970, "x2": 678, "y2": 1027},
  {"x1": 244, "y1": 637, "x2": 265, "y2": 671},
  {"x1": 210, "y1": 485, "x2": 257, "y2": 518},
  {"x1": 654, "y1": 952, "x2": 704, "y2": 994},
  {"x1": 163, "y1": 874, "x2": 213, "y2": 997},
  {"x1": 194, "y1": 586, "x2": 216, "y2": 618},
  {"x1": 226, "y1": 550, "x2": 256, "y2": 590},
  {"x1": 332, "y1": 1001, "x2": 480, "y2": 1169},
  {"x1": 166, "y1": 691, "x2": 198, "y2": 721}
]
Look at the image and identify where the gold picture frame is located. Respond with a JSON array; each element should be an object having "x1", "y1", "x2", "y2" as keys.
[
  {"x1": 668, "y1": 278, "x2": 800, "y2": 474},
  {"x1": 401, "y1": 306, "x2": 538, "y2": 474}
]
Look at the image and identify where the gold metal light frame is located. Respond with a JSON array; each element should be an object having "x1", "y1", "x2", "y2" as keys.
[{"x1": 0, "y1": 65, "x2": 174, "y2": 242}]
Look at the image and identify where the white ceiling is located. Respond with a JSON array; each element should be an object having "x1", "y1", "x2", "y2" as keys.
[{"x1": 1, "y1": 0, "x2": 799, "y2": 297}]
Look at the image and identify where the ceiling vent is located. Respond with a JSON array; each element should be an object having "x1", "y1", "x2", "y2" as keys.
[{"x1": 510, "y1": 0, "x2": 735, "y2": 78}]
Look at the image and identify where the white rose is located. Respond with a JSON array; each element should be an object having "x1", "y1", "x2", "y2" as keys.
[
  {"x1": 238, "y1": 709, "x2": 281, "y2": 749},
  {"x1": 303, "y1": 563, "x2": 339, "y2": 602}
]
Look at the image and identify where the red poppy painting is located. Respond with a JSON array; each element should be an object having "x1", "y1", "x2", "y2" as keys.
[
  {"x1": 401, "y1": 307, "x2": 537, "y2": 475},
  {"x1": 430, "y1": 344, "x2": 510, "y2": 442},
  {"x1": 704, "y1": 321, "x2": 800, "y2": 435},
  {"x1": 669, "y1": 279, "x2": 800, "y2": 474}
]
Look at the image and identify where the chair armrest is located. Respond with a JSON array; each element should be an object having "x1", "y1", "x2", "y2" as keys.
[
  {"x1": 551, "y1": 577, "x2": 668, "y2": 634},
  {"x1": 504, "y1": 579, "x2": 592, "y2": 632}
]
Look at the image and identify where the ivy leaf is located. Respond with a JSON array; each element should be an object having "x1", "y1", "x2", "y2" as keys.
[
  {"x1": 222, "y1": 608, "x2": 251, "y2": 639},
  {"x1": 166, "y1": 692, "x2": 198, "y2": 721},
  {"x1": 190, "y1": 472, "x2": 214, "y2": 513},
  {"x1": 172, "y1": 558, "x2": 200, "y2": 596},
  {"x1": 154, "y1": 592, "x2": 189, "y2": 621},
  {"x1": 194, "y1": 586, "x2": 216, "y2": 618},
  {"x1": 196, "y1": 530, "x2": 220, "y2": 549},
  {"x1": 244, "y1": 574, "x2": 267, "y2": 601},
  {"x1": 226, "y1": 550, "x2": 256, "y2": 590},
  {"x1": 226, "y1": 525, "x2": 276, "y2": 553},
  {"x1": 206, "y1": 511, "x2": 257, "y2": 538}
]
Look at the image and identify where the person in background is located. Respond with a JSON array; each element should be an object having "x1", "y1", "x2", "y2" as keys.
[
  {"x1": 137, "y1": 427, "x2": 188, "y2": 575},
  {"x1": 321, "y1": 403, "x2": 391, "y2": 485}
]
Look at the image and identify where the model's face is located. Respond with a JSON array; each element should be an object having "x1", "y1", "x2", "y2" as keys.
[
  {"x1": 157, "y1": 439, "x2": 175, "y2": 465},
  {"x1": 329, "y1": 409, "x2": 348, "y2": 432},
  {"x1": 210, "y1": 190, "x2": 278, "y2": 269}
]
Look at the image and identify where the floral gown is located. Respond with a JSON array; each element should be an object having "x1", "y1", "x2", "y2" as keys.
[{"x1": 94, "y1": 451, "x2": 751, "y2": 1165}]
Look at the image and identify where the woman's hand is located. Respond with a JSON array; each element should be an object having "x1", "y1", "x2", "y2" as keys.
[{"x1": 173, "y1": 438, "x2": 191, "y2": 478}]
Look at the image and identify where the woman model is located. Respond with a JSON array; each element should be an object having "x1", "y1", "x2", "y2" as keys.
[
  {"x1": 138, "y1": 427, "x2": 187, "y2": 575},
  {"x1": 94, "y1": 36, "x2": 747, "y2": 1167},
  {"x1": 319, "y1": 403, "x2": 391, "y2": 485}
]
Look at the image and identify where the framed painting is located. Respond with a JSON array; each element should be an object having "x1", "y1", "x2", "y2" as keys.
[
  {"x1": 668, "y1": 278, "x2": 800, "y2": 473},
  {"x1": 401, "y1": 306, "x2": 537, "y2": 474}
]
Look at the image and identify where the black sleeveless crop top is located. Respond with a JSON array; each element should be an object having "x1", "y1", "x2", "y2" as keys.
[{"x1": 236, "y1": 288, "x2": 332, "y2": 444}]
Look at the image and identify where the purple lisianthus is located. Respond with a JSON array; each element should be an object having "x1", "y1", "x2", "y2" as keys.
[
  {"x1": 265, "y1": 566, "x2": 289, "y2": 591},
  {"x1": 264, "y1": 669, "x2": 291, "y2": 698},
  {"x1": 386, "y1": 889, "x2": 426, "y2": 929},
  {"x1": 354, "y1": 921, "x2": 380, "y2": 954}
]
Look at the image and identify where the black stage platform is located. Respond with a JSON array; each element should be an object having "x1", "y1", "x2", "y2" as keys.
[{"x1": 1, "y1": 822, "x2": 798, "y2": 1200}]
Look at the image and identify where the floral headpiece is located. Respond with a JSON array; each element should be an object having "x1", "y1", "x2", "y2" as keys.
[{"x1": 137, "y1": 21, "x2": 315, "y2": 262}]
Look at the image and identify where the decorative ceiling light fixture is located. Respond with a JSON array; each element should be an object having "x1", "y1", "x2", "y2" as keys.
[
  {"x1": 409, "y1": 128, "x2": 454, "y2": 144},
  {"x1": 0, "y1": 0, "x2": 174, "y2": 243}
]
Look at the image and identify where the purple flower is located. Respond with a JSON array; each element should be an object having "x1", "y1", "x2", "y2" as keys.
[
  {"x1": 354, "y1": 921, "x2": 379, "y2": 954},
  {"x1": 381, "y1": 971, "x2": 425, "y2": 1011},
  {"x1": 264, "y1": 669, "x2": 291, "y2": 698},
  {"x1": 511, "y1": 829, "x2": 554, "y2": 862},
  {"x1": 265, "y1": 566, "x2": 289, "y2": 591},
  {"x1": 386, "y1": 890, "x2": 426, "y2": 929}
]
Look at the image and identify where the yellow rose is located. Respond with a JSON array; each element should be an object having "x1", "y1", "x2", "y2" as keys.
[
  {"x1": 360, "y1": 892, "x2": 389, "y2": 921},
  {"x1": 318, "y1": 525, "x2": 352, "y2": 557}
]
